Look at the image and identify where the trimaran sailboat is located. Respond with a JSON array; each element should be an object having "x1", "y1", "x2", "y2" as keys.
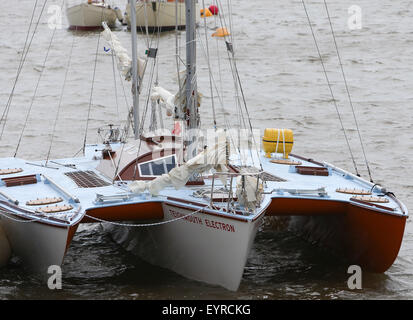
[{"x1": 0, "y1": 0, "x2": 408, "y2": 291}]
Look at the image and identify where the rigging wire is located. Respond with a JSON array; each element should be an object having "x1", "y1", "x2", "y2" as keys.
[
  {"x1": 323, "y1": 0, "x2": 373, "y2": 182},
  {"x1": 111, "y1": 49, "x2": 120, "y2": 122},
  {"x1": 45, "y1": 35, "x2": 76, "y2": 165},
  {"x1": 212, "y1": 0, "x2": 224, "y2": 102},
  {"x1": 14, "y1": 0, "x2": 59, "y2": 157},
  {"x1": 175, "y1": 0, "x2": 183, "y2": 107},
  {"x1": 119, "y1": 6, "x2": 163, "y2": 180},
  {"x1": 301, "y1": 0, "x2": 360, "y2": 176},
  {"x1": 201, "y1": 0, "x2": 217, "y2": 129},
  {"x1": 215, "y1": 0, "x2": 263, "y2": 170},
  {"x1": 196, "y1": 30, "x2": 242, "y2": 159},
  {"x1": 82, "y1": 12, "x2": 104, "y2": 153},
  {"x1": 0, "y1": 0, "x2": 45, "y2": 140}
]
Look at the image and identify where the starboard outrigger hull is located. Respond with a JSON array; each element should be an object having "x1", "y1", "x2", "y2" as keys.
[{"x1": 266, "y1": 197, "x2": 407, "y2": 273}]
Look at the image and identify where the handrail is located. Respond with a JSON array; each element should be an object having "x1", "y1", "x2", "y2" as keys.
[
  {"x1": 0, "y1": 191, "x2": 19, "y2": 205},
  {"x1": 41, "y1": 174, "x2": 80, "y2": 203},
  {"x1": 209, "y1": 171, "x2": 264, "y2": 212}
]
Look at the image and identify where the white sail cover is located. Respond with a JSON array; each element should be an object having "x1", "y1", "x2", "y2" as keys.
[
  {"x1": 150, "y1": 86, "x2": 175, "y2": 115},
  {"x1": 150, "y1": 81, "x2": 203, "y2": 121},
  {"x1": 101, "y1": 23, "x2": 146, "y2": 81},
  {"x1": 235, "y1": 172, "x2": 263, "y2": 210},
  {"x1": 129, "y1": 130, "x2": 228, "y2": 195}
]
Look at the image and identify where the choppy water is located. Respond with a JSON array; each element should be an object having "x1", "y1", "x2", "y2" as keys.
[{"x1": 0, "y1": 0, "x2": 412, "y2": 300}]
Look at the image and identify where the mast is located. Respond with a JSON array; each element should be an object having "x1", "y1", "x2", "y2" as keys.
[
  {"x1": 130, "y1": 0, "x2": 140, "y2": 139},
  {"x1": 185, "y1": 0, "x2": 198, "y2": 159}
]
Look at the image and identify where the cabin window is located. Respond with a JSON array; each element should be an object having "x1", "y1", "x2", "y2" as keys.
[{"x1": 138, "y1": 154, "x2": 176, "y2": 177}]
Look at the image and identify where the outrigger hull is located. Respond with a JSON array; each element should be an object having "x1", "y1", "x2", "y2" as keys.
[
  {"x1": 266, "y1": 198, "x2": 407, "y2": 273},
  {"x1": 0, "y1": 210, "x2": 79, "y2": 273}
]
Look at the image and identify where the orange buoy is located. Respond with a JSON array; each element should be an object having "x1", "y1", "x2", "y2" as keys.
[
  {"x1": 200, "y1": 8, "x2": 213, "y2": 18},
  {"x1": 212, "y1": 27, "x2": 230, "y2": 37}
]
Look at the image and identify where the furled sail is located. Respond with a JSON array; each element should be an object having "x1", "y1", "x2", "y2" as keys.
[
  {"x1": 173, "y1": 73, "x2": 202, "y2": 120},
  {"x1": 150, "y1": 86, "x2": 175, "y2": 116},
  {"x1": 150, "y1": 82, "x2": 202, "y2": 119},
  {"x1": 101, "y1": 22, "x2": 146, "y2": 81},
  {"x1": 235, "y1": 172, "x2": 263, "y2": 210}
]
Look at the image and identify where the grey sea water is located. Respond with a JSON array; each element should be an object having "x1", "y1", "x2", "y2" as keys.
[{"x1": 0, "y1": 0, "x2": 412, "y2": 299}]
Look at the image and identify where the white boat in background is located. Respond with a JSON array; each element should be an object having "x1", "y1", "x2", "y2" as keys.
[
  {"x1": 66, "y1": 0, "x2": 122, "y2": 30},
  {"x1": 124, "y1": 0, "x2": 200, "y2": 31}
]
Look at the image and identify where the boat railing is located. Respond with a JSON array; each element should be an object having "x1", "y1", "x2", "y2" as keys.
[{"x1": 209, "y1": 171, "x2": 264, "y2": 213}]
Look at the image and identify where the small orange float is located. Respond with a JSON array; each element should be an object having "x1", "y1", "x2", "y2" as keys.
[{"x1": 212, "y1": 27, "x2": 230, "y2": 37}]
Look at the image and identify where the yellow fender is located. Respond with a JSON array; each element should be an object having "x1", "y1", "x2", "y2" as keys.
[{"x1": 262, "y1": 128, "x2": 294, "y2": 159}]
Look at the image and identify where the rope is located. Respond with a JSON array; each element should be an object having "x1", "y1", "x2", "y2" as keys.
[
  {"x1": 131, "y1": 57, "x2": 157, "y2": 179},
  {"x1": 201, "y1": 0, "x2": 217, "y2": 128},
  {"x1": 115, "y1": 54, "x2": 132, "y2": 134},
  {"x1": 323, "y1": 0, "x2": 373, "y2": 182},
  {"x1": 111, "y1": 63, "x2": 137, "y2": 184},
  {"x1": 0, "y1": 209, "x2": 43, "y2": 224},
  {"x1": 175, "y1": 0, "x2": 183, "y2": 111},
  {"x1": 111, "y1": 49, "x2": 120, "y2": 122},
  {"x1": 301, "y1": 0, "x2": 360, "y2": 176},
  {"x1": 0, "y1": 0, "x2": 44, "y2": 140},
  {"x1": 83, "y1": 205, "x2": 206, "y2": 227},
  {"x1": 46, "y1": 35, "x2": 76, "y2": 164},
  {"x1": 14, "y1": 0, "x2": 58, "y2": 157},
  {"x1": 192, "y1": 3, "x2": 247, "y2": 164},
  {"x1": 214, "y1": 0, "x2": 263, "y2": 170},
  {"x1": 82, "y1": 25, "x2": 103, "y2": 152},
  {"x1": 213, "y1": 0, "x2": 224, "y2": 104},
  {"x1": 195, "y1": 29, "x2": 241, "y2": 161}
]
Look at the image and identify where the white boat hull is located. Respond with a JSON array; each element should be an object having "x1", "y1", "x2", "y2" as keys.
[
  {"x1": 125, "y1": 2, "x2": 200, "y2": 30},
  {"x1": 106, "y1": 202, "x2": 264, "y2": 291},
  {"x1": 0, "y1": 212, "x2": 77, "y2": 273},
  {"x1": 0, "y1": 222, "x2": 11, "y2": 267},
  {"x1": 66, "y1": 3, "x2": 117, "y2": 30}
]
